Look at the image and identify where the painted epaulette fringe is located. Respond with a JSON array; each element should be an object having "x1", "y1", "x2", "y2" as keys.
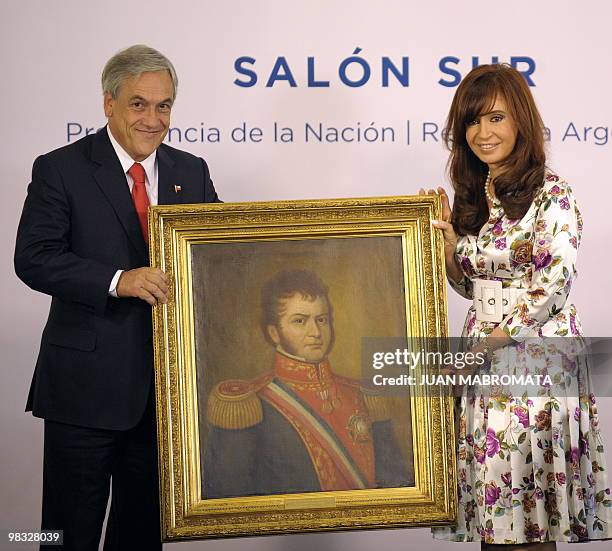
[
  {"x1": 361, "y1": 390, "x2": 392, "y2": 422},
  {"x1": 207, "y1": 379, "x2": 263, "y2": 429}
]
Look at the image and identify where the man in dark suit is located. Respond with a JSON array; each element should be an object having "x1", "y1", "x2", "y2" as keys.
[{"x1": 14, "y1": 45, "x2": 219, "y2": 550}]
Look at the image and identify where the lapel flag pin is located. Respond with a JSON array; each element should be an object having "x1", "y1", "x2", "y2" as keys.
[{"x1": 174, "y1": 185, "x2": 182, "y2": 193}]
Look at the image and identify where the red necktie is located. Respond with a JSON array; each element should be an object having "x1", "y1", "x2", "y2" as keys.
[{"x1": 128, "y1": 162, "x2": 150, "y2": 243}]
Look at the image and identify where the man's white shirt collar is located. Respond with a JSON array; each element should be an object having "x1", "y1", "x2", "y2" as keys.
[{"x1": 106, "y1": 126, "x2": 157, "y2": 202}]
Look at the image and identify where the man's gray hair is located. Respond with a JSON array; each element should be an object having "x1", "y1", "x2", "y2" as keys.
[{"x1": 101, "y1": 44, "x2": 178, "y2": 100}]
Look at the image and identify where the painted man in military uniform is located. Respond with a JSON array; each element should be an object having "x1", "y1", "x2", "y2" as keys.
[{"x1": 204, "y1": 269, "x2": 411, "y2": 498}]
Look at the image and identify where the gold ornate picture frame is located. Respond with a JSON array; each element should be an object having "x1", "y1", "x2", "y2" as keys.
[{"x1": 150, "y1": 196, "x2": 456, "y2": 540}]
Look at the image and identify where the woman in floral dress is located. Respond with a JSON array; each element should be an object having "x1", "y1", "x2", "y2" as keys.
[{"x1": 427, "y1": 64, "x2": 612, "y2": 549}]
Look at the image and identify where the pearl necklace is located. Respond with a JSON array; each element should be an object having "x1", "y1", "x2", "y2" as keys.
[{"x1": 484, "y1": 169, "x2": 497, "y2": 204}]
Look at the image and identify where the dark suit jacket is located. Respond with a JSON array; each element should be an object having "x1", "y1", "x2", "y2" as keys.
[{"x1": 15, "y1": 128, "x2": 220, "y2": 430}]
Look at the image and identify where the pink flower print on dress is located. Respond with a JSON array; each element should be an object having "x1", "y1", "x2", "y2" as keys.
[
  {"x1": 570, "y1": 313, "x2": 579, "y2": 335},
  {"x1": 485, "y1": 481, "x2": 502, "y2": 506},
  {"x1": 495, "y1": 238, "x2": 507, "y2": 250},
  {"x1": 486, "y1": 428, "x2": 501, "y2": 457},
  {"x1": 460, "y1": 256, "x2": 474, "y2": 276},
  {"x1": 492, "y1": 219, "x2": 504, "y2": 236},
  {"x1": 514, "y1": 405, "x2": 530, "y2": 429},
  {"x1": 533, "y1": 249, "x2": 552, "y2": 270}
]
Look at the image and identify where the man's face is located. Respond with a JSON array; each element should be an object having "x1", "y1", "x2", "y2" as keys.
[
  {"x1": 267, "y1": 294, "x2": 332, "y2": 363},
  {"x1": 104, "y1": 70, "x2": 174, "y2": 161}
]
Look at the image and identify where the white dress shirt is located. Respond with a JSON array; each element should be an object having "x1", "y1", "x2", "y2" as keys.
[{"x1": 106, "y1": 126, "x2": 159, "y2": 296}]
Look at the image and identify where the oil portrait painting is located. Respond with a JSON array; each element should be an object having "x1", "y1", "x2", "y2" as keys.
[{"x1": 193, "y1": 237, "x2": 415, "y2": 498}]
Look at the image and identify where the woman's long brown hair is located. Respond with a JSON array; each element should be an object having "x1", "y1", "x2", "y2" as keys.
[{"x1": 445, "y1": 64, "x2": 546, "y2": 235}]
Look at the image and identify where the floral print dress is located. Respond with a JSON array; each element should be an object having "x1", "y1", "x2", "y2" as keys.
[{"x1": 433, "y1": 173, "x2": 612, "y2": 544}]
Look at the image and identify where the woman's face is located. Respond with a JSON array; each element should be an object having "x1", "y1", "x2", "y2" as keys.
[{"x1": 465, "y1": 96, "x2": 518, "y2": 174}]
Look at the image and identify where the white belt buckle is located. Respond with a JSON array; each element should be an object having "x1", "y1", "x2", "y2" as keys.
[
  {"x1": 474, "y1": 279, "x2": 503, "y2": 323},
  {"x1": 502, "y1": 288, "x2": 519, "y2": 315}
]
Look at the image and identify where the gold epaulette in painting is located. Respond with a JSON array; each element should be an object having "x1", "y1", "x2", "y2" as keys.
[{"x1": 206, "y1": 374, "x2": 272, "y2": 429}]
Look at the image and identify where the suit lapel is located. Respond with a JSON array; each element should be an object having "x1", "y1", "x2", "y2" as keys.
[
  {"x1": 157, "y1": 146, "x2": 178, "y2": 205},
  {"x1": 158, "y1": 145, "x2": 197, "y2": 205},
  {"x1": 90, "y1": 129, "x2": 148, "y2": 262}
]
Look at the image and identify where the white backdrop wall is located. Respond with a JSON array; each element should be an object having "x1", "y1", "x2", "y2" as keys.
[{"x1": 1, "y1": 2, "x2": 611, "y2": 550}]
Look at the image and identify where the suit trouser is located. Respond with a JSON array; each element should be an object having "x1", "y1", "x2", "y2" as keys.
[{"x1": 40, "y1": 395, "x2": 162, "y2": 551}]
